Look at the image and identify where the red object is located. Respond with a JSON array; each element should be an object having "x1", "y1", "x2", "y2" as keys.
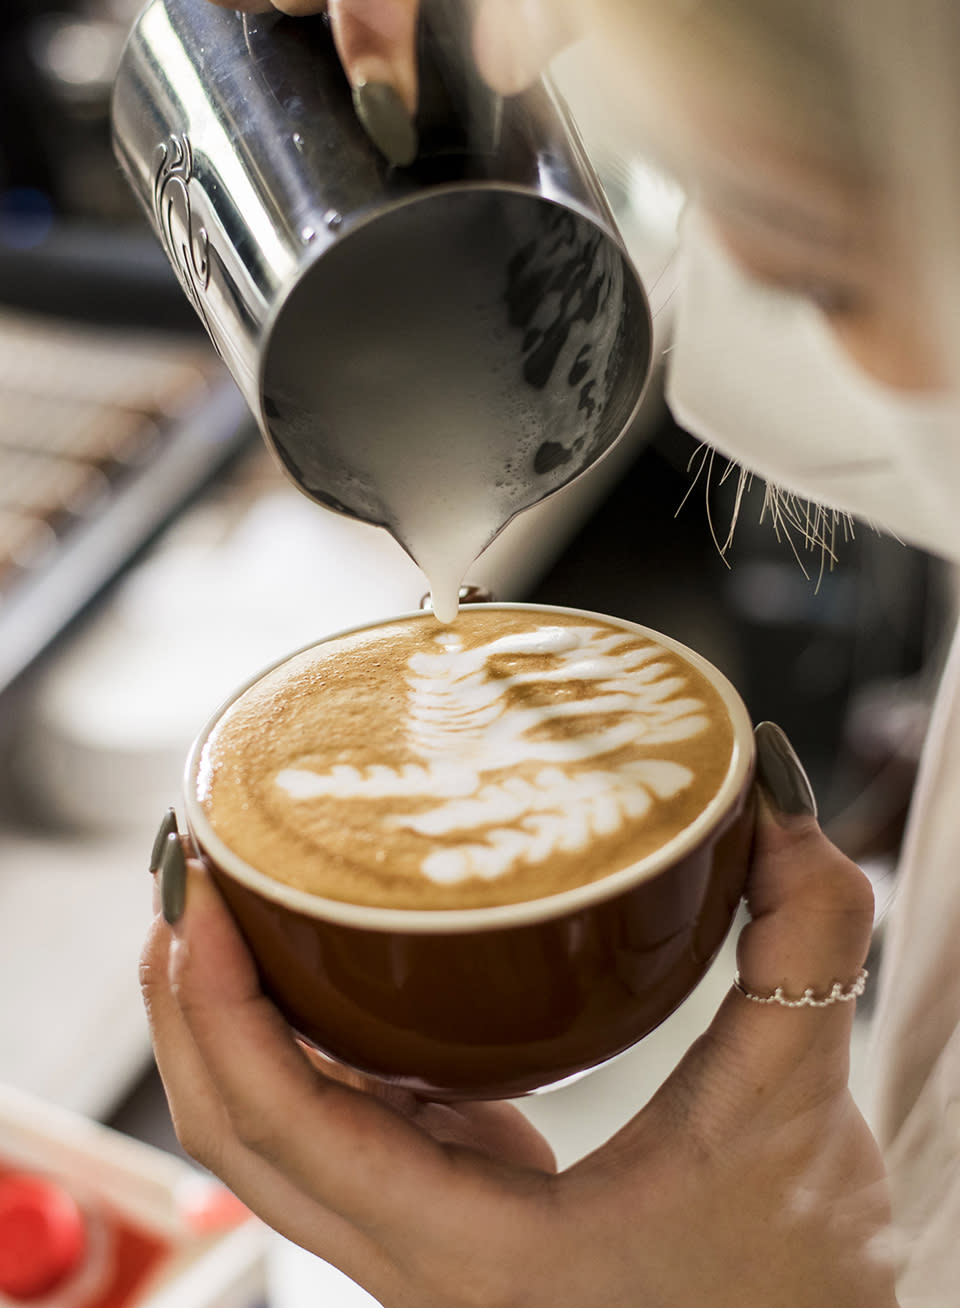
[
  {"x1": 179, "y1": 1183, "x2": 250, "y2": 1235},
  {"x1": 0, "y1": 1173, "x2": 88, "y2": 1301},
  {"x1": 0, "y1": 1164, "x2": 172, "y2": 1308}
]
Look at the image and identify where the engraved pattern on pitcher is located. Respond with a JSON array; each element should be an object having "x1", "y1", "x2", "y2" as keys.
[{"x1": 153, "y1": 134, "x2": 213, "y2": 332}]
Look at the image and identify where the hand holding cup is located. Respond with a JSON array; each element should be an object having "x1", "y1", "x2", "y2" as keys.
[
  {"x1": 143, "y1": 719, "x2": 895, "y2": 1307},
  {"x1": 180, "y1": 604, "x2": 757, "y2": 1099}
]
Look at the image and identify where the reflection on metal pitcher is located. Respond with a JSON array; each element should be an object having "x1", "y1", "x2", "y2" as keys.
[{"x1": 153, "y1": 134, "x2": 212, "y2": 334}]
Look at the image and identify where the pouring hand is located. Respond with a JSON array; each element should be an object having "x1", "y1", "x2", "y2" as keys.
[
  {"x1": 204, "y1": 0, "x2": 420, "y2": 165},
  {"x1": 142, "y1": 741, "x2": 897, "y2": 1307},
  {"x1": 204, "y1": 0, "x2": 576, "y2": 165}
]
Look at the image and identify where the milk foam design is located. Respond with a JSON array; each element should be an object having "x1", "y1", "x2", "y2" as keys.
[{"x1": 276, "y1": 626, "x2": 709, "y2": 884}]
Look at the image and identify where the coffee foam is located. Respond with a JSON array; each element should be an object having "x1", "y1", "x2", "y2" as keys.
[{"x1": 197, "y1": 609, "x2": 736, "y2": 909}]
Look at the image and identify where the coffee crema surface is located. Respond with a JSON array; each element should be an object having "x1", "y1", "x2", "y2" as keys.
[{"x1": 196, "y1": 610, "x2": 736, "y2": 910}]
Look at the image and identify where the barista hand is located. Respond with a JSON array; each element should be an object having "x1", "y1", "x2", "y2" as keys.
[
  {"x1": 205, "y1": 0, "x2": 420, "y2": 128},
  {"x1": 142, "y1": 728, "x2": 898, "y2": 1308},
  {"x1": 204, "y1": 0, "x2": 574, "y2": 164}
]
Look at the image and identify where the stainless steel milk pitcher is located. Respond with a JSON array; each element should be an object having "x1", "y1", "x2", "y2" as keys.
[{"x1": 111, "y1": 0, "x2": 652, "y2": 536}]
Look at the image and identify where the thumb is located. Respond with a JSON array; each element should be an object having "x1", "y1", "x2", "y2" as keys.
[{"x1": 673, "y1": 723, "x2": 875, "y2": 1129}]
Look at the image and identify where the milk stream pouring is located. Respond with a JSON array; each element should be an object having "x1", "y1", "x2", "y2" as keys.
[{"x1": 111, "y1": 0, "x2": 652, "y2": 619}]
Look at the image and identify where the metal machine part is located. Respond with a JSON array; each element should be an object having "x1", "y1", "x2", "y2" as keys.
[{"x1": 0, "y1": 311, "x2": 252, "y2": 700}]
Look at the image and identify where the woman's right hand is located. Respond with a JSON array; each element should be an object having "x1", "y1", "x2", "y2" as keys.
[
  {"x1": 204, "y1": 0, "x2": 576, "y2": 162},
  {"x1": 207, "y1": 0, "x2": 420, "y2": 119}
]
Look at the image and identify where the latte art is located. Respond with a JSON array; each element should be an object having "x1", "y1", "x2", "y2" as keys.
[
  {"x1": 275, "y1": 626, "x2": 708, "y2": 885},
  {"x1": 197, "y1": 609, "x2": 736, "y2": 909}
]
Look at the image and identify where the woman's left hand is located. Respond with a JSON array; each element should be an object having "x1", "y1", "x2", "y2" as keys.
[{"x1": 142, "y1": 788, "x2": 898, "y2": 1308}]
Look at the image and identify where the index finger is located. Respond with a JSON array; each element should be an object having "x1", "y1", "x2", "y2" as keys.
[
  {"x1": 141, "y1": 911, "x2": 397, "y2": 1291},
  {"x1": 167, "y1": 859, "x2": 473, "y2": 1238},
  {"x1": 327, "y1": 0, "x2": 420, "y2": 166},
  {"x1": 329, "y1": 0, "x2": 420, "y2": 112},
  {"x1": 330, "y1": 0, "x2": 421, "y2": 168}
]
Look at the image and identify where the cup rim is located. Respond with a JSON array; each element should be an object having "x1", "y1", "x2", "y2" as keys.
[{"x1": 184, "y1": 602, "x2": 755, "y2": 934}]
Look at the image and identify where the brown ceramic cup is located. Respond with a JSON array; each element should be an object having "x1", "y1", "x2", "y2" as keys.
[{"x1": 184, "y1": 604, "x2": 756, "y2": 1101}]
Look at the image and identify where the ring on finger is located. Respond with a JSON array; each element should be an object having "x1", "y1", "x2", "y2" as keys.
[{"x1": 734, "y1": 968, "x2": 868, "y2": 1009}]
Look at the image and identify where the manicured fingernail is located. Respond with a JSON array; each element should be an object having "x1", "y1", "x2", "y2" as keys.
[
  {"x1": 159, "y1": 832, "x2": 187, "y2": 926},
  {"x1": 150, "y1": 808, "x2": 179, "y2": 875},
  {"x1": 754, "y1": 722, "x2": 818, "y2": 820},
  {"x1": 352, "y1": 80, "x2": 418, "y2": 166}
]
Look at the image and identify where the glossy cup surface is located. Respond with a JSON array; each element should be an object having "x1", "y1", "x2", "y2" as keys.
[{"x1": 185, "y1": 604, "x2": 756, "y2": 1100}]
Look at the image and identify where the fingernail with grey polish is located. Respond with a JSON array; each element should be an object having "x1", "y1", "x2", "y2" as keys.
[
  {"x1": 159, "y1": 832, "x2": 187, "y2": 926},
  {"x1": 150, "y1": 807, "x2": 179, "y2": 875},
  {"x1": 754, "y1": 721, "x2": 818, "y2": 820},
  {"x1": 352, "y1": 81, "x2": 418, "y2": 167}
]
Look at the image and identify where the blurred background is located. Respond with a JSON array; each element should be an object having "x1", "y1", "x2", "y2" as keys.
[{"x1": 0, "y1": 3, "x2": 955, "y2": 1305}]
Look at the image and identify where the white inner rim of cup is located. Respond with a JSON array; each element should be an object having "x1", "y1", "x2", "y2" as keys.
[{"x1": 184, "y1": 603, "x2": 755, "y2": 934}]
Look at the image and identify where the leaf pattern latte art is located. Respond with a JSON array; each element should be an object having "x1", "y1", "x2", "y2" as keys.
[{"x1": 276, "y1": 626, "x2": 709, "y2": 884}]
